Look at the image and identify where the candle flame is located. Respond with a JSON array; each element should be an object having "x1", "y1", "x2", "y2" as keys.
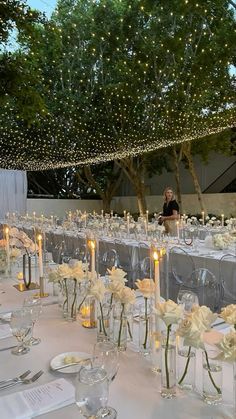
[
  {"x1": 38, "y1": 234, "x2": 42, "y2": 241},
  {"x1": 5, "y1": 226, "x2": 9, "y2": 234},
  {"x1": 153, "y1": 251, "x2": 159, "y2": 261},
  {"x1": 88, "y1": 240, "x2": 95, "y2": 249}
]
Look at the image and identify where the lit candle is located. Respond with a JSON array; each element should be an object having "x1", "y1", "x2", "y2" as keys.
[
  {"x1": 201, "y1": 211, "x2": 205, "y2": 226},
  {"x1": 124, "y1": 210, "x2": 126, "y2": 220},
  {"x1": 5, "y1": 226, "x2": 10, "y2": 272},
  {"x1": 127, "y1": 214, "x2": 130, "y2": 236},
  {"x1": 89, "y1": 240, "x2": 96, "y2": 279},
  {"x1": 146, "y1": 210, "x2": 149, "y2": 221},
  {"x1": 37, "y1": 234, "x2": 43, "y2": 278},
  {"x1": 84, "y1": 212, "x2": 87, "y2": 228},
  {"x1": 33, "y1": 211, "x2": 36, "y2": 222},
  {"x1": 111, "y1": 210, "x2": 113, "y2": 218},
  {"x1": 221, "y1": 214, "x2": 224, "y2": 227},
  {"x1": 41, "y1": 214, "x2": 44, "y2": 224},
  {"x1": 101, "y1": 209, "x2": 104, "y2": 218},
  {"x1": 51, "y1": 215, "x2": 54, "y2": 225},
  {"x1": 153, "y1": 251, "x2": 160, "y2": 305},
  {"x1": 176, "y1": 221, "x2": 180, "y2": 241},
  {"x1": 68, "y1": 211, "x2": 72, "y2": 222}
]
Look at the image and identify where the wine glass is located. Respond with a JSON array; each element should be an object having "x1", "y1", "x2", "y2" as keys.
[
  {"x1": 177, "y1": 290, "x2": 199, "y2": 312},
  {"x1": 10, "y1": 309, "x2": 33, "y2": 355},
  {"x1": 23, "y1": 296, "x2": 42, "y2": 345},
  {"x1": 93, "y1": 341, "x2": 119, "y2": 382},
  {"x1": 75, "y1": 365, "x2": 116, "y2": 419}
]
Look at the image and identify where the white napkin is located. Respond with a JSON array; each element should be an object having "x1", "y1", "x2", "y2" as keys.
[
  {"x1": 0, "y1": 324, "x2": 12, "y2": 339},
  {"x1": 0, "y1": 378, "x2": 75, "y2": 419}
]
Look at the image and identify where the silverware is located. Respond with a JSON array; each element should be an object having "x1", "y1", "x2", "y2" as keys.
[
  {"x1": 0, "y1": 370, "x2": 31, "y2": 386},
  {"x1": 52, "y1": 358, "x2": 91, "y2": 371},
  {"x1": 0, "y1": 370, "x2": 44, "y2": 390},
  {"x1": 0, "y1": 345, "x2": 18, "y2": 352}
]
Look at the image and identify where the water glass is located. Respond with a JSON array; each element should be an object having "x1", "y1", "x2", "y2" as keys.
[
  {"x1": 177, "y1": 290, "x2": 199, "y2": 312},
  {"x1": 93, "y1": 341, "x2": 119, "y2": 382},
  {"x1": 75, "y1": 366, "x2": 117, "y2": 419},
  {"x1": 10, "y1": 309, "x2": 33, "y2": 355},
  {"x1": 23, "y1": 296, "x2": 42, "y2": 345}
]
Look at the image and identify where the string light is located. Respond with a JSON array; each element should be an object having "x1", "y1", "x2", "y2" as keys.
[{"x1": 0, "y1": 0, "x2": 235, "y2": 170}]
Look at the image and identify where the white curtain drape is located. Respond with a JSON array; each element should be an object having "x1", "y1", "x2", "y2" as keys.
[{"x1": 0, "y1": 170, "x2": 27, "y2": 219}]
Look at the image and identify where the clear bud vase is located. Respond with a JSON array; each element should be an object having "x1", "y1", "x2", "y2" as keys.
[
  {"x1": 97, "y1": 302, "x2": 110, "y2": 342},
  {"x1": 161, "y1": 328, "x2": 176, "y2": 399},
  {"x1": 139, "y1": 298, "x2": 151, "y2": 356},
  {"x1": 112, "y1": 303, "x2": 127, "y2": 352},
  {"x1": 177, "y1": 336, "x2": 196, "y2": 390},
  {"x1": 202, "y1": 350, "x2": 222, "y2": 405},
  {"x1": 65, "y1": 279, "x2": 78, "y2": 322},
  {"x1": 80, "y1": 295, "x2": 96, "y2": 329},
  {"x1": 151, "y1": 326, "x2": 162, "y2": 373}
]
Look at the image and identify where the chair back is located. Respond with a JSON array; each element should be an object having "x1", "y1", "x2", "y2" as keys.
[
  {"x1": 219, "y1": 253, "x2": 236, "y2": 304},
  {"x1": 169, "y1": 246, "x2": 195, "y2": 285}
]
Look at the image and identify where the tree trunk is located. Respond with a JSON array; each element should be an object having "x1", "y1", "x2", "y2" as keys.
[
  {"x1": 102, "y1": 195, "x2": 112, "y2": 213},
  {"x1": 172, "y1": 146, "x2": 182, "y2": 213},
  {"x1": 135, "y1": 181, "x2": 147, "y2": 215},
  {"x1": 183, "y1": 143, "x2": 206, "y2": 214},
  {"x1": 116, "y1": 157, "x2": 147, "y2": 215}
]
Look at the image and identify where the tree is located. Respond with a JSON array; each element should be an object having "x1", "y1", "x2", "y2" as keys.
[{"x1": 76, "y1": 162, "x2": 123, "y2": 212}]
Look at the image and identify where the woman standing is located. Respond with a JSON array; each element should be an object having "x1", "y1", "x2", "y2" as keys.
[{"x1": 159, "y1": 187, "x2": 180, "y2": 235}]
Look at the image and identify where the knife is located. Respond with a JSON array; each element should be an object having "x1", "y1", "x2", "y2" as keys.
[
  {"x1": 52, "y1": 358, "x2": 91, "y2": 371},
  {"x1": 0, "y1": 345, "x2": 17, "y2": 352}
]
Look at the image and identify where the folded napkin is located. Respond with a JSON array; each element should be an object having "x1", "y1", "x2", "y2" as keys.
[
  {"x1": 0, "y1": 324, "x2": 12, "y2": 339},
  {"x1": 0, "y1": 378, "x2": 75, "y2": 419}
]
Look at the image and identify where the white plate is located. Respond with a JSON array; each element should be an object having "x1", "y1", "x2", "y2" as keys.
[
  {"x1": 50, "y1": 351, "x2": 91, "y2": 374},
  {"x1": 0, "y1": 313, "x2": 11, "y2": 322}
]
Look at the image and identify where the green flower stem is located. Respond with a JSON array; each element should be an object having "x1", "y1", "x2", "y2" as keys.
[
  {"x1": 99, "y1": 302, "x2": 107, "y2": 336},
  {"x1": 62, "y1": 279, "x2": 68, "y2": 311},
  {"x1": 109, "y1": 293, "x2": 113, "y2": 312},
  {"x1": 178, "y1": 346, "x2": 192, "y2": 385},
  {"x1": 127, "y1": 320, "x2": 133, "y2": 340},
  {"x1": 118, "y1": 303, "x2": 125, "y2": 348},
  {"x1": 71, "y1": 279, "x2": 77, "y2": 319},
  {"x1": 204, "y1": 350, "x2": 221, "y2": 394},
  {"x1": 143, "y1": 297, "x2": 149, "y2": 349},
  {"x1": 165, "y1": 325, "x2": 172, "y2": 389},
  {"x1": 78, "y1": 294, "x2": 87, "y2": 312}
]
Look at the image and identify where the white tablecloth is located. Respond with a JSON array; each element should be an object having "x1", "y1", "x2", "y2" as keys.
[{"x1": 0, "y1": 276, "x2": 234, "y2": 419}]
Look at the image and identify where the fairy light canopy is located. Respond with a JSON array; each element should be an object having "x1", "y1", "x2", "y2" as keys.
[{"x1": 0, "y1": 0, "x2": 235, "y2": 170}]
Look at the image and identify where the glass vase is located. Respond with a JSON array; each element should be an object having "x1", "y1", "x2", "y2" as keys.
[
  {"x1": 112, "y1": 303, "x2": 127, "y2": 352},
  {"x1": 177, "y1": 337, "x2": 196, "y2": 390},
  {"x1": 202, "y1": 350, "x2": 222, "y2": 405},
  {"x1": 150, "y1": 328, "x2": 162, "y2": 373},
  {"x1": 65, "y1": 279, "x2": 78, "y2": 322},
  {"x1": 161, "y1": 328, "x2": 176, "y2": 399},
  {"x1": 80, "y1": 295, "x2": 96, "y2": 329},
  {"x1": 97, "y1": 302, "x2": 110, "y2": 342},
  {"x1": 139, "y1": 298, "x2": 151, "y2": 356}
]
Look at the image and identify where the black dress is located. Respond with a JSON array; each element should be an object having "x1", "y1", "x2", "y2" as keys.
[{"x1": 163, "y1": 200, "x2": 179, "y2": 217}]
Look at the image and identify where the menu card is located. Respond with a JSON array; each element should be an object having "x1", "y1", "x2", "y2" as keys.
[{"x1": 0, "y1": 378, "x2": 75, "y2": 418}]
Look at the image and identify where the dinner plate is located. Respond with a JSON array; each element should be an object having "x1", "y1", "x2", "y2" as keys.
[{"x1": 50, "y1": 351, "x2": 91, "y2": 374}]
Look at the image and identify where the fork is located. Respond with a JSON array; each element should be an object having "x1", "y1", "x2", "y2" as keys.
[
  {"x1": 0, "y1": 370, "x2": 44, "y2": 390},
  {"x1": 0, "y1": 370, "x2": 31, "y2": 386}
]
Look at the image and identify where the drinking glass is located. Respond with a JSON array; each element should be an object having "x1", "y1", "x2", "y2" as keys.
[
  {"x1": 93, "y1": 341, "x2": 119, "y2": 382},
  {"x1": 23, "y1": 296, "x2": 42, "y2": 345},
  {"x1": 75, "y1": 366, "x2": 117, "y2": 419},
  {"x1": 10, "y1": 309, "x2": 33, "y2": 355},
  {"x1": 177, "y1": 290, "x2": 199, "y2": 312}
]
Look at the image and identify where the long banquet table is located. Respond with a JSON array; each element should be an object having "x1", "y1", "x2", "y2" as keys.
[{"x1": 0, "y1": 274, "x2": 234, "y2": 419}]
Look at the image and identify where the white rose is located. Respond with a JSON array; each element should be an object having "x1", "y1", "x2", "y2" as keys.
[
  {"x1": 109, "y1": 280, "x2": 124, "y2": 298},
  {"x1": 215, "y1": 331, "x2": 236, "y2": 363},
  {"x1": 116, "y1": 286, "x2": 136, "y2": 305},
  {"x1": 90, "y1": 279, "x2": 106, "y2": 302},
  {"x1": 57, "y1": 263, "x2": 73, "y2": 279},
  {"x1": 107, "y1": 267, "x2": 127, "y2": 284},
  {"x1": 191, "y1": 305, "x2": 217, "y2": 331},
  {"x1": 177, "y1": 316, "x2": 204, "y2": 349},
  {"x1": 70, "y1": 261, "x2": 86, "y2": 282},
  {"x1": 135, "y1": 278, "x2": 155, "y2": 298},
  {"x1": 220, "y1": 304, "x2": 236, "y2": 326},
  {"x1": 154, "y1": 300, "x2": 183, "y2": 326}
]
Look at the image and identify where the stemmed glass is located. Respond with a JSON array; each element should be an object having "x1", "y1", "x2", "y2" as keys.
[
  {"x1": 10, "y1": 309, "x2": 33, "y2": 355},
  {"x1": 23, "y1": 296, "x2": 42, "y2": 345},
  {"x1": 92, "y1": 341, "x2": 119, "y2": 418},
  {"x1": 76, "y1": 365, "x2": 116, "y2": 419},
  {"x1": 177, "y1": 290, "x2": 199, "y2": 312}
]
